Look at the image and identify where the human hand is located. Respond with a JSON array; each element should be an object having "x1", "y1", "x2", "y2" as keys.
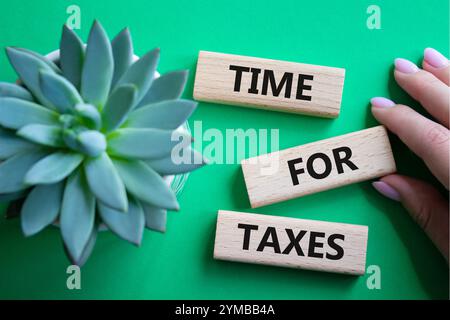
[{"x1": 370, "y1": 48, "x2": 449, "y2": 262}]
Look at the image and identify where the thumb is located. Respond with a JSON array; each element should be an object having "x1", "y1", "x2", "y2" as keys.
[{"x1": 373, "y1": 174, "x2": 449, "y2": 262}]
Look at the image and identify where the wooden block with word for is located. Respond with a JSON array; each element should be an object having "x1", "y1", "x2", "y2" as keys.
[
  {"x1": 193, "y1": 51, "x2": 345, "y2": 118},
  {"x1": 241, "y1": 125, "x2": 396, "y2": 208},
  {"x1": 214, "y1": 210, "x2": 368, "y2": 275}
]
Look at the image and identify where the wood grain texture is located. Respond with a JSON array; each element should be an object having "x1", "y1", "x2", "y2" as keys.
[
  {"x1": 241, "y1": 126, "x2": 396, "y2": 208},
  {"x1": 193, "y1": 51, "x2": 345, "y2": 118},
  {"x1": 214, "y1": 210, "x2": 368, "y2": 275}
]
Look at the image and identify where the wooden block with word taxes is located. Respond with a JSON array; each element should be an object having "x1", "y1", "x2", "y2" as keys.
[
  {"x1": 193, "y1": 51, "x2": 345, "y2": 118},
  {"x1": 241, "y1": 125, "x2": 396, "y2": 208},
  {"x1": 214, "y1": 210, "x2": 368, "y2": 275}
]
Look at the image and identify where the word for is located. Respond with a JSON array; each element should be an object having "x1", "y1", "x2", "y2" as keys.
[
  {"x1": 241, "y1": 126, "x2": 396, "y2": 208},
  {"x1": 287, "y1": 146, "x2": 358, "y2": 184}
]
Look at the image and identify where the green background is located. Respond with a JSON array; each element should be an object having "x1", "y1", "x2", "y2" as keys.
[{"x1": 0, "y1": 0, "x2": 448, "y2": 299}]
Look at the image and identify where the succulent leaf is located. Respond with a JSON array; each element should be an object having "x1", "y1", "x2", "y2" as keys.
[
  {"x1": 145, "y1": 147, "x2": 205, "y2": 175},
  {"x1": 107, "y1": 128, "x2": 190, "y2": 159},
  {"x1": 142, "y1": 203, "x2": 167, "y2": 232},
  {"x1": 0, "y1": 98, "x2": 59, "y2": 130},
  {"x1": 25, "y1": 151, "x2": 84, "y2": 185},
  {"x1": 39, "y1": 70, "x2": 83, "y2": 113},
  {"x1": 113, "y1": 158, "x2": 179, "y2": 210},
  {"x1": 0, "y1": 127, "x2": 37, "y2": 159},
  {"x1": 102, "y1": 84, "x2": 137, "y2": 132},
  {"x1": 84, "y1": 152, "x2": 128, "y2": 212},
  {"x1": 0, "y1": 190, "x2": 28, "y2": 202},
  {"x1": 115, "y1": 48, "x2": 160, "y2": 103},
  {"x1": 59, "y1": 114, "x2": 76, "y2": 128},
  {"x1": 64, "y1": 224, "x2": 97, "y2": 267},
  {"x1": 17, "y1": 124, "x2": 64, "y2": 147},
  {"x1": 0, "y1": 82, "x2": 34, "y2": 101},
  {"x1": 14, "y1": 47, "x2": 61, "y2": 73},
  {"x1": 0, "y1": 151, "x2": 47, "y2": 193},
  {"x1": 60, "y1": 25, "x2": 85, "y2": 89},
  {"x1": 5, "y1": 47, "x2": 57, "y2": 107},
  {"x1": 98, "y1": 195, "x2": 145, "y2": 245},
  {"x1": 61, "y1": 169, "x2": 96, "y2": 264},
  {"x1": 74, "y1": 103, "x2": 101, "y2": 130},
  {"x1": 62, "y1": 129, "x2": 81, "y2": 151},
  {"x1": 21, "y1": 182, "x2": 64, "y2": 236},
  {"x1": 78, "y1": 225, "x2": 97, "y2": 266},
  {"x1": 77, "y1": 130, "x2": 107, "y2": 157},
  {"x1": 111, "y1": 28, "x2": 133, "y2": 88},
  {"x1": 127, "y1": 99, "x2": 197, "y2": 130},
  {"x1": 137, "y1": 70, "x2": 188, "y2": 107},
  {"x1": 81, "y1": 21, "x2": 113, "y2": 108}
]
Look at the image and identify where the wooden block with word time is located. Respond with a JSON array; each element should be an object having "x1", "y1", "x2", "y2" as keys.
[
  {"x1": 214, "y1": 210, "x2": 369, "y2": 275},
  {"x1": 193, "y1": 51, "x2": 346, "y2": 118},
  {"x1": 241, "y1": 125, "x2": 396, "y2": 208}
]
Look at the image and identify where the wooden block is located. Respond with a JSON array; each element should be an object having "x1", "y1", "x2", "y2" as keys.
[
  {"x1": 193, "y1": 51, "x2": 345, "y2": 118},
  {"x1": 214, "y1": 210, "x2": 368, "y2": 275},
  {"x1": 241, "y1": 126, "x2": 396, "y2": 208}
]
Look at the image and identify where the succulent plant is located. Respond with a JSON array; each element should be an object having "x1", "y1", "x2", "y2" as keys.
[{"x1": 0, "y1": 21, "x2": 205, "y2": 266}]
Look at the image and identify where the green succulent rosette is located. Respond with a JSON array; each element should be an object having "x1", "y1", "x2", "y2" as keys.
[{"x1": 0, "y1": 21, "x2": 205, "y2": 266}]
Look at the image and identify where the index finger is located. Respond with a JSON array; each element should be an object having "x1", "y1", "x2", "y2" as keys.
[
  {"x1": 394, "y1": 58, "x2": 449, "y2": 128},
  {"x1": 371, "y1": 98, "x2": 449, "y2": 189}
]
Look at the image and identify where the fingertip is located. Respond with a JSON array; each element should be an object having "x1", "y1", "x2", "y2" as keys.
[
  {"x1": 372, "y1": 180, "x2": 401, "y2": 201},
  {"x1": 392, "y1": 64, "x2": 449, "y2": 126},
  {"x1": 394, "y1": 58, "x2": 420, "y2": 74},
  {"x1": 370, "y1": 97, "x2": 397, "y2": 125},
  {"x1": 421, "y1": 59, "x2": 433, "y2": 71},
  {"x1": 380, "y1": 174, "x2": 444, "y2": 204},
  {"x1": 371, "y1": 97, "x2": 396, "y2": 108},
  {"x1": 424, "y1": 47, "x2": 449, "y2": 69},
  {"x1": 422, "y1": 49, "x2": 450, "y2": 86}
]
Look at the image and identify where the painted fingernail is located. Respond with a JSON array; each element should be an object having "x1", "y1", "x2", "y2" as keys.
[
  {"x1": 424, "y1": 47, "x2": 449, "y2": 68},
  {"x1": 395, "y1": 58, "x2": 419, "y2": 74},
  {"x1": 372, "y1": 181, "x2": 401, "y2": 201},
  {"x1": 371, "y1": 97, "x2": 395, "y2": 108}
]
